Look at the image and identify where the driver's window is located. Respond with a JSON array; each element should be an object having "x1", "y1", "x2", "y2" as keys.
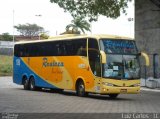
[{"x1": 88, "y1": 38, "x2": 101, "y2": 77}]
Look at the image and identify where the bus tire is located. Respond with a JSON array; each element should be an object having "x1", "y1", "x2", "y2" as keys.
[
  {"x1": 23, "y1": 77, "x2": 29, "y2": 90},
  {"x1": 76, "y1": 81, "x2": 88, "y2": 97},
  {"x1": 29, "y1": 77, "x2": 37, "y2": 91},
  {"x1": 108, "y1": 94, "x2": 118, "y2": 99}
]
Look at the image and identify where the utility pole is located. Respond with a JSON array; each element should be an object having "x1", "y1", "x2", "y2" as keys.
[
  {"x1": 13, "y1": 10, "x2": 15, "y2": 47},
  {"x1": 35, "y1": 14, "x2": 42, "y2": 40},
  {"x1": 128, "y1": 18, "x2": 134, "y2": 38}
]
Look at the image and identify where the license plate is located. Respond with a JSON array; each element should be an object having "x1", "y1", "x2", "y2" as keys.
[{"x1": 120, "y1": 89, "x2": 127, "y2": 93}]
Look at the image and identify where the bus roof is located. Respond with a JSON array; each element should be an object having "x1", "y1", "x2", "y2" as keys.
[{"x1": 15, "y1": 34, "x2": 133, "y2": 45}]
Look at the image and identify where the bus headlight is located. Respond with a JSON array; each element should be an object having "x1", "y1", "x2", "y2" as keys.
[
  {"x1": 133, "y1": 83, "x2": 140, "y2": 87},
  {"x1": 102, "y1": 82, "x2": 114, "y2": 86}
]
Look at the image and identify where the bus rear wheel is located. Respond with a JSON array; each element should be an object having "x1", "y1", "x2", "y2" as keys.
[
  {"x1": 23, "y1": 77, "x2": 29, "y2": 90},
  {"x1": 76, "y1": 81, "x2": 88, "y2": 97},
  {"x1": 108, "y1": 94, "x2": 118, "y2": 99},
  {"x1": 29, "y1": 77, "x2": 37, "y2": 91}
]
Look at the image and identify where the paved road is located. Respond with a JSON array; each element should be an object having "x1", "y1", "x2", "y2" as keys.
[{"x1": 0, "y1": 77, "x2": 160, "y2": 113}]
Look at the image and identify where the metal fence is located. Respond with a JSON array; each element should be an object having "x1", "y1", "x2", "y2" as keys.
[{"x1": 0, "y1": 41, "x2": 13, "y2": 55}]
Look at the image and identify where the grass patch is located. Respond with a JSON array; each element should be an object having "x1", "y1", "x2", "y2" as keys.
[{"x1": 0, "y1": 55, "x2": 13, "y2": 76}]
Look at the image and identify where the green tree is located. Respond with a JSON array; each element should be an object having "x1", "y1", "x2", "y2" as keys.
[
  {"x1": 40, "y1": 33, "x2": 49, "y2": 39},
  {"x1": 0, "y1": 33, "x2": 13, "y2": 41},
  {"x1": 14, "y1": 23, "x2": 45, "y2": 37},
  {"x1": 60, "y1": 30, "x2": 80, "y2": 35},
  {"x1": 50, "y1": 0, "x2": 132, "y2": 22},
  {"x1": 66, "y1": 16, "x2": 91, "y2": 34}
]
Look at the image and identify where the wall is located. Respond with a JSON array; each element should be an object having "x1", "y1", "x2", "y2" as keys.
[{"x1": 135, "y1": 0, "x2": 160, "y2": 78}]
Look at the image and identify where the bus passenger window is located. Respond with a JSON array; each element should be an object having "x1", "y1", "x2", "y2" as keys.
[
  {"x1": 73, "y1": 39, "x2": 87, "y2": 56},
  {"x1": 77, "y1": 46, "x2": 87, "y2": 56},
  {"x1": 88, "y1": 38, "x2": 101, "y2": 77}
]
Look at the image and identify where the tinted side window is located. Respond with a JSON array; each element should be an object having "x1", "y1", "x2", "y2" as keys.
[
  {"x1": 88, "y1": 38, "x2": 101, "y2": 76},
  {"x1": 59, "y1": 39, "x2": 87, "y2": 56},
  {"x1": 14, "y1": 39, "x2": 87, "y2": 57},
  {"x1": 88, "y1": 38, "x2": 99, "y2": 50},
  {"x1": 74, "y1": 39, "x2": 87, "y2": 56},
  {"x1": 14, "y1": 43, "x2": 41, "y2": 57},
  {"x1": 14, "y1": 44, "x2": 19, "y2": 57},
  {"x1": 43, "y1": 41, "x2": 58, "y2": 56},
  {"x1": 18, "y1": 44, "x2": 25, "y2": 57},
  {"x1": 63, "y1": 40, "x2": 74, "y2": 55}
]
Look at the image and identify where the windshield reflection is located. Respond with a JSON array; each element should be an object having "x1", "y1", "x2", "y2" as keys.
[
  {"x1": 100, "y1": 39, "x2": 140, "y2": 80},
  {"x1": 103, "y1": 54, "x2": 140, "y2": 79}
]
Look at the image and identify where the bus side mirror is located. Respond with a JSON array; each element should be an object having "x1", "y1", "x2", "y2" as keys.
[
  {"x1": 100, "y1": 50, "x2": 106, "y2": 64},
  {"x1": 140, "y1": 52, "x2": 150, "y2": 66}
]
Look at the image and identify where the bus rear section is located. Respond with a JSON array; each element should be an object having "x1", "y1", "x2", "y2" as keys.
[{"x1": 13, "y1": 38, "x2": 93, "y2": 93}]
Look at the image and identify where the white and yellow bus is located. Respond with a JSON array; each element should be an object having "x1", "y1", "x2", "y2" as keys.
[{"x1": 13, "y1": 34, "x2": 149, "y2": 98}]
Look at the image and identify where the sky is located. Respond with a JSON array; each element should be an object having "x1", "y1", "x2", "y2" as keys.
[{"x1": 0, "y1": 0, "x2": 134, "y2": 38}]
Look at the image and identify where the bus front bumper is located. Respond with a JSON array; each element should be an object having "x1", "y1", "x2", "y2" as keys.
[{"x1": 100, "y1": 86, "x2": 140, "y2": 94}]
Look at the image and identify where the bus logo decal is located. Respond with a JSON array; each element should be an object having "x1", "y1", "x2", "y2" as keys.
[
  {"x1": 16, "y1": 59, "x2": 20, "y2": 66},
  {"x1": 78, "y1": 64, "x2": 86, "y2": 69},
  {"x1": 42, "y1": 58, "x2": 64, "y2": 67}
]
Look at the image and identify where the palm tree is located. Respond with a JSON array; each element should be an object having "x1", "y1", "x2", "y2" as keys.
[{"x1": 66, "y1": 16, "x2": 91, "y2": 34}]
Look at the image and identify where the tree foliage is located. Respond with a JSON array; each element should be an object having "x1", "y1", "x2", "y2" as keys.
[
  {"x1": 0, "y1": 33, "x2": 13, "y2": 41},
  {"x1": 40, "y1": 33, "x2": 49, "y2": 39},
  {"x1": 14, "y1": 23, "x2": 45, "y2": 36},
  {"x1": 60, "y1": 30, "x2": 80, "y2": 35},
  {"x1": 66, "y1": 16, "x2": 91, "y2": 34},
  {"x1": 50, "y1": 0, "x2": 132, "y2": 22}
]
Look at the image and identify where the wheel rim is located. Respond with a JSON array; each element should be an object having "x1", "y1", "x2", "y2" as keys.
[
  {"x1": 30, "y1": 81, "x2": 34, "y2": 89},
  {"x1": 30, "y1": 78, "x2": 35, "y2": 90},
  {"x1": 24, "y1": 80, "x2": 27, "y2": 87},
  {"x1": 79, "y1": 83, "x2": 84, "y2": 96},
  {"x1": 24, "y1": 80, "x2": 27, "y2": 86}
]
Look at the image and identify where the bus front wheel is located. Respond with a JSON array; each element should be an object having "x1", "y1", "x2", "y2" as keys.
[
  {"x1": 76, "y1": 81, "x2": 88, "y2": 97},
  {"x1": 108, "y1": 94, "x2": 118, "y2": 99}
]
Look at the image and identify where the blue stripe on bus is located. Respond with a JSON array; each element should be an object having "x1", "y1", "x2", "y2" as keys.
[{"x1": 13, "y1": 57, "x2": 58, "y2": 89}]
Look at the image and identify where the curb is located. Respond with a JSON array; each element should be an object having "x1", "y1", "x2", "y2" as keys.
[{"x1": 141, "y1": 87, "x2": 160, "y2": 92}]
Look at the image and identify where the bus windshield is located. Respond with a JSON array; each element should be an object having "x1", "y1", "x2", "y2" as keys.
[{"x1": 100, "y1": 39, "x2": 140, "y2": 80}]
